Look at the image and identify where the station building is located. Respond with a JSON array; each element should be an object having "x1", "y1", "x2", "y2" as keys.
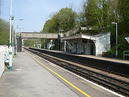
[{"x1": 61, "y1": 32, "x2": 111, "y2": 56}]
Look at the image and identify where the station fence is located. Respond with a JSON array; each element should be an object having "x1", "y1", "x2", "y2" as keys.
[{"x1": 0, "y1": 46, "x2": 8, "y2": 78}]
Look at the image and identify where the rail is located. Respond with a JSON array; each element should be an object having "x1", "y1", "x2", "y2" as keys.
[
  {"x1": 25, "y1": 48, "x2": 129, "y2": 96},
  {"x1": 29, "y1": 48, "x2": 129, "y2": 78}
]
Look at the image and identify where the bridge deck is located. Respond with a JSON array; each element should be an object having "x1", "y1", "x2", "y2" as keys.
[{"x1": 21, "y1": 32, "x2": 59, "y2": 39}]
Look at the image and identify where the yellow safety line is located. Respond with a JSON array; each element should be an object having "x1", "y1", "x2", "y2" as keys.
[{"x1": 27, "y1": 52, "x2": 91, "y2": 97}]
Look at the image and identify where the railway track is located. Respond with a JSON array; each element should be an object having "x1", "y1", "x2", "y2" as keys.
[{"x1": 26, "y1": 48, "x2": 129, "y2": 96}]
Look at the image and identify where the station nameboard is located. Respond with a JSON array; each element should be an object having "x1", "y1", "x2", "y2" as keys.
[{"x1": 125, "y1": 37, "x2": 129, "y2": 44}]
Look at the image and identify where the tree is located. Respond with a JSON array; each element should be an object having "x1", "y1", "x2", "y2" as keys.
[
  {"x1": 84, "y1": 0, "x2": 99, "y2": 27},
  {"x1": 117, "y1": 0, "x2": 129, "y2": 34},
  {"x1": 82, "y1": 0, "x2": 115, "y2": 32},
  {"x1": 56, "y1": 8, "x2": 77, "y2": 32},
  {"x1": 24, "y1": 40, "x2": 35, "y2": 47},
  {"x1": 41, "y1": 8, "x2": 77, "y2": 33},
  {"x1": 101, "y1": 0, "x2": 129, "y2": 58},
  {"x1": 41, "y1": 8, "x2": 77, "y2": 49},
  {"x1": 0, "y1": 19, "x2": 9, "y2": 45},
  {"x1": 41, "y1": 18, "x2": 58, "y2": 33}
]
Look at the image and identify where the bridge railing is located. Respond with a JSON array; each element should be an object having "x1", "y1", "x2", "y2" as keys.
[{"x1": 20, "y1": 33, "x2": 60, "y2": 39}]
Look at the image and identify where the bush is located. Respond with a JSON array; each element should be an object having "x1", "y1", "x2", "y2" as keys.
[
  {"x1": 0, "y1": 19, "x2": 9, "y2": 45},
  {"x1": 102, "y1": 47, "x2": 116, "y2": 58}
]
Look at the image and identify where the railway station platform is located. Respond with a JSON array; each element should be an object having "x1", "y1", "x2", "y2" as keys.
[
  {"x1": 0, "y1": 51, "x2": 125, "y2": 97},
  {"x1": 0, "y1": 52, "x2": 79, "y2": 97}
]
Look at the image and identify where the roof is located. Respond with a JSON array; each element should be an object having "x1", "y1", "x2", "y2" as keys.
[{"x1": 61, "y1": 32, "x2": 110, "y2": 41}]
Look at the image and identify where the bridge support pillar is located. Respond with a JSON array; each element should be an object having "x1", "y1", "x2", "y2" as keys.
[{"x1": 17, "y1": 37, "x2": 22, "y2": 52}]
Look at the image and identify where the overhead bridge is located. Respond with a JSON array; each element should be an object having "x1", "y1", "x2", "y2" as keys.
[
  {"x1": 17, "y1": 32, "x2": 63, "y2": 52},
  {"x1": 21, "y1": 32, "x2": 59, "y2": 39}
]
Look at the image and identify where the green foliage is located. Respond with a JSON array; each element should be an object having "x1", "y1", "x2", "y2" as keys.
[
  {"x1": 41, "y1": 8, "x2": 77, "y2": 33},
  {"x1": 118, "y1": 34, "x2": 129, "y2": 58},
  {"x1": 117, "y1": 0, "x2": 129, "y2": 34},
  {"x1": 81, "y1": 0, "x2": 114, "y2": 33},
  {"x1": 40, "y1": 0, "x2": 129, "y2": 59},
  {"x1": 118, "y1": 0, "x2": 129, "y2": 21},
  {"x1": 24, "y1": 40, "x2": 35, "y2": 47},
  {"x1": 41, "y1": 20, "x2": 51, "y2": 33},
  {"x1": 56, "y1": 8, "x2": 77, "y2": 32},
  {"x1": 0, "y1": 19, "x2": 9, "y2": 45},
  {"x1": 84, "y1": 0, "x2": 99, "y2": 27},
  {"x1": 41, "y1": 39, "x2": 49, "y2": 49},
  {"x1": 113, "y1": 0, "x2": 129, "y2": 58},
  {"x1": 80, "y1": 0, "x2": 129, "y2": 58},
  {"x1": 41, "y1": 17, "x2": 59, "y2": 33},
  {"x1": 41, "y1": 8, "x2": 77, "y2": 49},
  {"x1": 104, "y1": 33, "x2": 129, "y2": 59}
]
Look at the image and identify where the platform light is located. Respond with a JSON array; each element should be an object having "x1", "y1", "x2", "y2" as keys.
[
  {"x1": 112, "y1": 22, "x2": 118, "y2": 57},
  {"x1": 8, "y1": 0, "x2": 13, "y2": 68}
]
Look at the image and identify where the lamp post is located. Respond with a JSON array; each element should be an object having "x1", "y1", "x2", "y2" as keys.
[
  {"x1": 8, "y1": 0, "x2": 13, "y2": 68},
  {"x1": 112, "y1": 22, "x2": 118, "y2": 57}
]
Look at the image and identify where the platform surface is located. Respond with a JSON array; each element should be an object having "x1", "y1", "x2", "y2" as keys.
[{"x1": 0, "y1": 52, "x2": 79, "y2": 97}]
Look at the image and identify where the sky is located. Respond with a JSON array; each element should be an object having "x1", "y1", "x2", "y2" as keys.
[{"x1": 1, "y1": 0, "x2": 84, "y2": 32}]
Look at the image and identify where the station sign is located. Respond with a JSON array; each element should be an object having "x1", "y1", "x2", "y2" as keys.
[{"x1": 125, "y1": 37, "x2": 129, "y2": 44}]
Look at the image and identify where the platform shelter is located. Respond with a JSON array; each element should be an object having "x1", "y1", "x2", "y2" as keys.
[{"x1": 61, "y1": 32, "x2": 111, "y2": 56}]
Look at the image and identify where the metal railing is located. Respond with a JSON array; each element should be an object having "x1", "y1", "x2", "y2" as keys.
[{"x1": 123, "y1": 50, "x2": 129, "y2": 60}]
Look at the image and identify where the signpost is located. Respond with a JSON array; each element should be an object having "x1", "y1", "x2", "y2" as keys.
[
  {"x1": 125, "y1": 37, "x2": 129, "y2": 43},
  {"x1": 8, "y1": 0, "x2": 13, "y2": 68},
  {"x1": 123, "y1": 37, "x2": 129, "y2": 59}
]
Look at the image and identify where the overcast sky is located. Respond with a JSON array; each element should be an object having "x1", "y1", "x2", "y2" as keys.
[{"x1": 1, "y1": 0, "x2": 84, "y2": 32}]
